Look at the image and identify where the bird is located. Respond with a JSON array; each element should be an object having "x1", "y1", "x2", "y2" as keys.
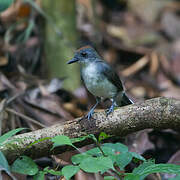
[{"x1": 67, "y1": 46, "x2": 133, "y2": 119}]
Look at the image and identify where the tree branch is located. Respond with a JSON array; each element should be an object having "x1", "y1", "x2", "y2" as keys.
[{"x1": 1, "y1": 97, "x2": 180, "y2": 163}]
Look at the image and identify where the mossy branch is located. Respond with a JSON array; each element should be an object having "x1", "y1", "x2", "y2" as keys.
[{"x1": 1, "y1": 97, "x2": 180, "y2": 163}]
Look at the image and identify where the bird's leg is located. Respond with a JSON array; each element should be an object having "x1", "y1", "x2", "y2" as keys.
[
  {"x1": 86, "y1": 97, "x2": 100, "y2": 120},
  {"x1": 106, "y1": 99, "x2": 116, "y2": 116}
]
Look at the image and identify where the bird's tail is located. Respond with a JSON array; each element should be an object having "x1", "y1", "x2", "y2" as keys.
[{"x1": 115, "y1": 92, "x2": 133, "y2": 106}]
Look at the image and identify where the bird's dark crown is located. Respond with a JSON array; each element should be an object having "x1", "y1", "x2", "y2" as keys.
[
  {"x1": 76, "y1": 46, "x2": 97, "y2": 57},
  {"x1": 75, "y1": 46, "x2": 100, "y2": 63},
  {"x1": 67, "y1": 46, "x2": 100, "y2": 65}
]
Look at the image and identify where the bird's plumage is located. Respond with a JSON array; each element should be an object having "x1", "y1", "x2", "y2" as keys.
[
  {"x1": 81, "y1": 60, "x2": 118, "y2": 99},
  {"x1": 67, "y1": 46, "x2": 133, "y2": 119},
  {"x1": 99, "y1": 61, "x2": 124, "y2": 91}
]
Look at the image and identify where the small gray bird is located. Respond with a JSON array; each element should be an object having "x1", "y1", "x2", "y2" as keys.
[{"x1": 67, "y1": 46, "x2": 133, "y2": 119}]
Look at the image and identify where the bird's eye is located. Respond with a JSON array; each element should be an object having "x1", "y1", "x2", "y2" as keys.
[{"x1": 81, "y1": 52, "x2": 87, "y2": 57}]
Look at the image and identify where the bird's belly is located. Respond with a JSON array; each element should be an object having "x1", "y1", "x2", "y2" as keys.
[{"x1": 83, "y1": 74, "x2": 117, "y2": 98}]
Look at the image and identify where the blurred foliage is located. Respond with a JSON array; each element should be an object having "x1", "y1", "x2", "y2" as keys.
[
  {"x1": 0, "y1": 0, "x2": 14, "y2": 12},
  {"x1": 42, "y1": 0, "x2": 81, "y2": 90},
  {"x1": 0, "y1": 0, "x2": 180, "y2": 179}
]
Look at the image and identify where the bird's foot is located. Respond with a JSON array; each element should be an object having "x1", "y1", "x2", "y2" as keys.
[
  {"x1": 86, "y1": 108, "x2": 94, "y2": 120},
  {"x1": 106, "y1": 104, "x2": 114, "y2": 116}
]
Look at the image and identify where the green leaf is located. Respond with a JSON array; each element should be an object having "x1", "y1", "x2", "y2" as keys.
[
  {"x1": 140, "y1": 163, "x2": 180, "y2": 177},
  {"x1": 115, "y1": 152, "x2": 133, "y2": 170},
  {"x1": 104, "y1": 176, "x2": 116, "y2": 180},
  {"x1": 51, "y1": 135, "x2": 75, "y2": 149},
  {"x1": 51, "y1": 135, "x2": 97, "y2": 151},
  {"x1": 133, "y1": 159, "x2": 155, "y2": 174},
  {"x1": 85, "y1": 144, "x2": 127, "y2": 158},
  {"x1": 71, "y1": 134, "x2": 98, "y2": 144},
  {"x1": 33, "y1": 171, "x2": 46, "y2": 180},
  {"x1": 11, "y1": 156, "x2": 38, "y2": 175},
  {"x1": 124, "y1": 173, "x2": 141, "y2": 180},
  {"x1": 130, "y1": 152, "x2": 146, "y2": 162},
  {"x1": 0, "y1": 0, "x2": 14, "y2": 12},
  {"x1": 108, "y1": 154, "x2": 117, "y2": 164},
  {"x1": 71, "y1": 136, "x2": 88, "y2": 144},
  {"x1": 88, "y1": 134, "x2": 98, "y2": 143},
  {"x1": 0, "y1": 128, "x2": 25, "y2": 145},
  {"x1": 0, "y1": 151, "x2": 10, "y2": 172},
  {"x1": 71, "y1": 153, "x2": 92, "y2": 165},
  {"x1": 86, "y1": 146, "x2": 115, "y2": 157},
  {"x1": 85, "y1": 147, "x2": 102, "y2": 156},
  {"x1": 98, "y1": 132, "x2": 111, "y2": 142},
  {"x1": 103, "y1": 143, "x2": 128, "y2": 153},
  {"x1": 62, "y1": 165, "x2": 80, "y2": 180},
  {"x1": 132, "y1": 160, "x2": 180, "y2": 179},
  {"x1": 102, "y1": 146, "x2": 117, "y2": 156},
  {"x1": 79, "y1": 156, "x2": 114, "y2": 173},
  {"x1": 43, "y1": 167, "x2": 62, "y2": 176}
]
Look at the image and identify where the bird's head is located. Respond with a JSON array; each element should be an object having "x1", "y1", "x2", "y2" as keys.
[{"x1": 67, "y1": 46, "x2": 100, "y2": 66}]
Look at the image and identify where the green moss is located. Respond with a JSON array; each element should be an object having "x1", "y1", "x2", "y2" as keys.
[{"x1": 159, "y1": 97, "x2": 168, "y2": 107}]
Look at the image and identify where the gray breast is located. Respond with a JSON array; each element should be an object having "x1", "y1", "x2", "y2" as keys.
[{"x1": 81, "y1": 63, "x2": 118, "y2": 98}]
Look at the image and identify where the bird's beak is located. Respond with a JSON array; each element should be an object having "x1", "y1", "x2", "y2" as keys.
[{"x1": 67, "y1": 57, "x2": 79, "y2": 64}]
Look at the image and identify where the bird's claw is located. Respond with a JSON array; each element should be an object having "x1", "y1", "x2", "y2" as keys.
[{"x1": 106, "y1": 104, "x2": 114, "y2": 116}]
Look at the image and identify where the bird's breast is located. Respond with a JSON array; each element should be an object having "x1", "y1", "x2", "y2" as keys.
[{"x1": 81, "y1": 63, "x2": 117, "y2": 98}]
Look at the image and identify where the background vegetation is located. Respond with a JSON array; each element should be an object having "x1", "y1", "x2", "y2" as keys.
[{"x1": 0, "y1": 0, "x2": 180, "y2": 179}]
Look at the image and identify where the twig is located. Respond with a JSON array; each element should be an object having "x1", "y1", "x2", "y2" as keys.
[
  {"x1": 6, "y1": 108, "x2": 46, "y2": 128},
  {"x1": 122, "y1": 55, "x2": 149, "y2": 77}
]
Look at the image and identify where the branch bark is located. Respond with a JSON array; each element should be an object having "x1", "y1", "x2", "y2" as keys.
[{"x1": 1, "y1": 97, "x2": 180, "y2": 163}]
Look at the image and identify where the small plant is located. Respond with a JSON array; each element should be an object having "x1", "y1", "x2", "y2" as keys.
[
  {"x1": 0, "y1": 128, "x2": 26, "y2": 179},
  {"x1": 1, "y1": 130, "x2": 180, "y2": 180},
  {"x1": 49, "y1": 133, "x2": 180, "y2": 180}
]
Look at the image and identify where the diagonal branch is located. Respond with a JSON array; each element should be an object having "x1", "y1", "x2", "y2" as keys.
[{"x1": 1, "y1": 97, "x2": 180, "y2": 163}]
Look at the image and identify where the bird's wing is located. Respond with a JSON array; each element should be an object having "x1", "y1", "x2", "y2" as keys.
[{"x1": 96, "y1": 60, "x2": 124, "y2": 91}]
